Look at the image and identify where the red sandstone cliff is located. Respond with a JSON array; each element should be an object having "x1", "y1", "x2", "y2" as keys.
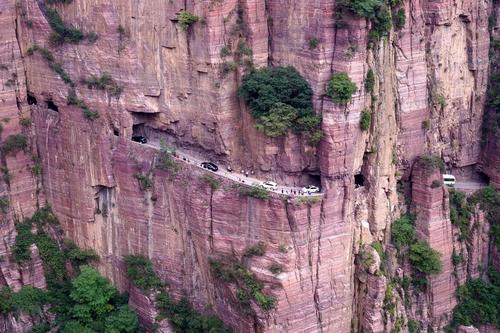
[{"x1": 0, "y1": 0, "x2": 498, "y2": 332}]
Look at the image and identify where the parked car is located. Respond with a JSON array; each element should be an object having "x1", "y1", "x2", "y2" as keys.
[
  {"x1": 442, "y1": 174, "x2": 456, "y2": 187},
  {"x1": 261, "y1": 181, "x2": 278, "y2": 190},
  {"x1": 201, "y1": 162, "x2": 218, "y2": 172},
  {"x1": 301, "y1": 185, "x2": 320, "y2": 193},
  {"x1": 132, "y1": 135, "x2": 147, "y2": 144}
]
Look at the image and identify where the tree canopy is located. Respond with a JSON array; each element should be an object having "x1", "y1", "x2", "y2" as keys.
[{"x1": 238, "y1": 66, "x2": 321, "y2": 141}]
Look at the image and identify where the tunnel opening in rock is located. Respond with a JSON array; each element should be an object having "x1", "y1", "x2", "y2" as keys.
[
  {"x1": 27, "y1": 93, "x2": 37, "y2": 105},
  {"x1": 113, "y1": 128, "x2": 119, "y2": 136},
  {"x1": 354, "y1": 174, "x2": 365, "y2": 188},
  {"x1": 132, "y1": 123, "x2": 145, "y2": 137},
  {"x1": 94, "y1": 185, "x2": 114, "y2": 218},
  {"x1": 476, "y1": 171, "x2": 490, "y2": 184},
  {"x1": 46, "y1": 99, "x2": 58, "y2": 112},
  {"x1": 304, "y1": 174, "x2": 321, "y2": 187}
]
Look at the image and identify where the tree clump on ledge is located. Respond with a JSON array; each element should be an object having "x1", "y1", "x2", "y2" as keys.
[
  {"x1": 238, "y1": 66, "x2": 322, "y2": 143},
  {"x1": 176, "y1": 10, "x2": 199, "y2": 30},
  {"x1": 325, "y1": 72, "x2": 358, "y2": 104}
]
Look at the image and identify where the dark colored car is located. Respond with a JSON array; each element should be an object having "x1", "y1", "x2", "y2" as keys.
[
  {"x1": 201, "y1": 162, "x2": 218, "y2": 172},
  {"x1": 132, "y1": 136, "x2": 147, "y2": 144}
]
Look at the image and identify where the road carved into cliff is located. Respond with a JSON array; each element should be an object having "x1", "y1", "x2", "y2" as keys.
[{"x1": 132, "y1": 140, "x2": 323, "y2": 197}]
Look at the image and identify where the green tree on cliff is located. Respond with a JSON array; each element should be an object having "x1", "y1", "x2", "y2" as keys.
[{"x1": 238, "y1": 66, "x2": 322, "y2": 140}]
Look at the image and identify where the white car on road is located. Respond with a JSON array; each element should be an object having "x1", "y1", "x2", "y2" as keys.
[
  {"x1": 301, "y1": 185, "x2": 320, "y2": 193},
  {"x1": 261, "y1": 181, "x2": 278, "y2": 190}
]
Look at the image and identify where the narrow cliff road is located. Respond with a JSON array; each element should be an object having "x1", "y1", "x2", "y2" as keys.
[
  {"x1": 453, "y1": 181, "x2": 489, "y2": 192},
  {"x1": 133, "y1": 140, "x2": 323, "y2": 197}
]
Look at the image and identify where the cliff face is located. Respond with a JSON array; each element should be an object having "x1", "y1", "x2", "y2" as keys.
[{"x1": 0, "y1": 0, "x2": 498, "y2": 332}]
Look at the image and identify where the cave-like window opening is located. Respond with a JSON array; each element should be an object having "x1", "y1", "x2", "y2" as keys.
[
  {"x1": 46, "y1": 100, "x2": 58, "y2": 112},
  {"x1": 27, "y1": 93, "x2": 37, "y2": 105},
  {"x1": 354, "y1": 174, "x2": 365, "y2": 188}
]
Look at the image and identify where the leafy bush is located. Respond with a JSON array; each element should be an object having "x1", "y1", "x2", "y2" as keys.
[
  {"x1": 46, "y1": 9, "x2": 84, "y2": 45},
  {"x1": 0, "y1": 287, "x2": 13, "y2": 314},
  {"x1": 469, "y1": 186, "x2": 500, "y2": 248},
  {"x1": 308, "y1": 37, "x2": 319, "y2": 49},
  {"x1": 452, "y1": 252, "x2": 464, "y2": 266},
  {"x1": 409, "y1": 241, "x2": 442, "y2": 274},
  {"x1": 308, "y1": 130, "x2": 323, "y2": 145},
  {"x1": 69, "y1": 266, "x2": 139, "y2": 331},
  {"x1": 325, "y1": 72, "x2": 357, "y2": 104},
  {"x1": 255, "y1": 102, "x2": 298, "y2": 137},
  {"x1": 156, "y1": 293, "x2": 232, "y2": 333},
  {"x1": 135, "y1": 173, "x2": 152, "y2": 191},
  {"x1": 432, "y1": 92, "x2": 447, "y2": 108},
  {"x1": 391, "y1": 214, "x2": 416, "y2": 250},
  {"x1": 451, "y1": 270, "x2": 500, "y2": 329},
  {"x1": 81, "y1": 73, "x2": 122, "y2": 97},
  {"x1": 124, "y1": 255, "x2": 162, "y2": 292},
  {"x1": 416, "y1": 155, "x2": 445, "y2": 173},
  {"x1": 238, "y1": 66, "x2": 321, "y2": 138},
  {"x1": 365, "y1": 69, "x2": 375, "y2": 93},
  {"x1": 360, "y1": 110, "x2": 372, "y2": 131},
  {"x1": 393, "y1": 8, "x2": 406, "y2": 29},
  {"x1": 2, "y1": 134, "x2": 28, "y2": 155},
  {"x1": 177, "y1": 10, "x2": 199, "y2": 30},
  {"x1": 19, "y1": 117, "x2": 32, "y2": 127},
  {"x1": 239, "y1": 185, "x2": 269, "y2": 200},
  {"x1": 244, "y1": 242, "x2": 266, "y2": 257},
  {"x1": 238, "y1": 67, "x2": 313, "y2": 117},
  {"x1": 156, "y1": 143, "x2": 179, "y2": 173},
  {"x1": 338, "y1": 0, "x2": 384, "y2": 18},
  {"x1": 64, "y1": 240, "x2": 98, "y2": 266},
  {"x1": 11, "y1": 286, "x2": 48, "y2": 315},
  {"x1": 408, "y1": 319, "x2": 419, "y2": 333},
  {"x1": 83, "y1": 109, "x2": 99, "y2": 120},
  {"x1": 370, "y1": 6, "x2": 392, "y2": 39},
  {"x1": 210, "y1": 259, "x2": 276, "y2": 314},
  {"x1": 449, "y1": 189, "x2": 471, "y2": 241},
  {"x1": 0, "y1": 196, "x2": 9, "y2": 213},
  {"x1": 10, "y1": 209, "x2": 140, "y2": 332}
]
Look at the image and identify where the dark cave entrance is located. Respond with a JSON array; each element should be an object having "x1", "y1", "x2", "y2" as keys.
[
  {"x1": 132, "y1": 123, "x2": 145, "y2": 137},
  {"x1": 27, "y1": 93, "x2": 37, "y2": 105},
  {"x1": 354, "y1": 173, "x2": 365, "y2": 188},
  {"x1": 304, "y1": 173, "x2": 321, "y2": 188},
  {"x1": 46, "y1": 99, "x2": 58, "y2": 112}
]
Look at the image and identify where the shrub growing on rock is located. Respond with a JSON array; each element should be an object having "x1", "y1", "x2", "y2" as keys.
[
  {"x1": 124, "y1": 255, "x2": 162, "y2": 292},
  {"x1": 360, "y1": 110, "x2": 372, "y2": 131},
  {"x1": 308, "y1": 37, "x2": 319, "y2": 49},
  {"x1": 393, "y1": 8, "x2": 406, "y2": 29},
  {"x1": 325, "y1": 72, "x2": 357, "y2": 104},
  {"x1": 255, "y1": 103, "x2": 298, "y2": 137},
  {"x1": 238, "y1": 67, "x2": 313, "y2": 117},
  {"x1": 408, "y1": 241, "x2": 442, "y2": 274},
  {"x1": 391, "y1": 214, "x2": 416, "y2": 250},
  {"x1": 450, "y1": 269, "x2": 500, "y2": 329},
  {"x1": 239, "y1": 185, "x2": 269, "y2": 199},
  {"x1": 416, "y1": 155, "x2": 445, "y2": 173},
  {"x1": 244, "y1": 241, "x2": 266, "y2": 257},
  {"x1": 2, "y1": 134, "x2": 28, "y2": 155},
  {"x1": 238, "y1": 66, "x2": 322, "y2": 140},
  {"x1": 177, "y1": 10, "x2": 199, "y2": 30},
  {"x1": 365, "y1": 69, "x2": 375, "y2": 93},
  {"x1": 46, "y1": 9, "x2": 84, "y2": 45}
]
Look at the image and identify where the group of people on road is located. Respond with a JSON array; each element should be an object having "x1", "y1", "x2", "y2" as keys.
[{"x1": 174, "y1": 153, "x2": 317, "y2": 197}]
